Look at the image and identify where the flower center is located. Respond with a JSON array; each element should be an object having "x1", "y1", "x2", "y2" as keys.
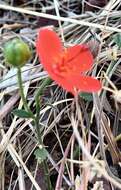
[{"x1": 52, "y1": 49, "x2": 76, "y2": 77}]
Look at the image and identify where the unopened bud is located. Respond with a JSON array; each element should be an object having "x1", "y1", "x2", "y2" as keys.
[{"x1": 3, "y1": 38, "x2": 31, "y2": 67}]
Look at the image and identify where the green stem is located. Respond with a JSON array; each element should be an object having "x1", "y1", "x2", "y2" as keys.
[
  {"x1": 35, "y1": 78, "x2": 52, "y2": 142},
  {"x1": 17, "y1": 66, "x2": 34, "y2": 119},
  {"x1": 34, "y1": 77, "x2": 52, "y2": 190},
  {"x1": 35, "y1": 77, "x2": 52, "y2": 115},
  {"x1": 17, "y1": 70, "x2": 52, "y2": 189},
  {"x1": 35, "y1": 77, "x2": 52, "y2": 140},
  {"x1": 35, "y1": 120, "x2": 52, "y2": 190}
]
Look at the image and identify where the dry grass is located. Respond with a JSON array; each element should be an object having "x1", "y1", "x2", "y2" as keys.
[{"x1": 0, "y1": 0, "x2": 121, "y2": 189}]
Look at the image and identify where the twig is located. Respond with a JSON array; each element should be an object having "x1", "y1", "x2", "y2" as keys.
[
  {"x1": 0, "y1": 4, "x2": 121, "y2": 33},
  {"x1": 0, "y1": 92, "x2": 20, "y2": 120}
]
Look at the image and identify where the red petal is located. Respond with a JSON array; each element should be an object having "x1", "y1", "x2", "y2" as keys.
[
  {"x1": 70, "y1": 75, "x2": 102, "y2": 94},
  {"x1": 36, "y1": 28, "x2": 63, "y2": 71},
  {"x1": 47, "y1": 75, "x2": 101, "y2": 95},
  {"x1": 66, "y1": 45, "x2": 93, "y2": 73},
  {"x1": 36, "y1": 29, "x2": 101, "y2": 95}
]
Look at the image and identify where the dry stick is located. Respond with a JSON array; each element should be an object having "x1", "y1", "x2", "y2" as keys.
[
  {"x1": 0, "y1": 121, "x2": 42, "y2": 190},
  {"x1": 0, "y1": 92, "x2": 20, "y2": 120},
  {"x1": 94, "y1": 93, "x2": 120, "y2": 163},
  {"x1": 55, "y1": 134, "x2": 74, "y2": 190},
  {"x1": 8, "y1": 144, "x2": 42, "y2": 190},
  {"x1": 91, "y1": 0, "x2": 120, "y2": 175},
  {"x1": 93, "y1": 94, "x2": 121, "y2": 184},
  {"x1": 0, "y1": 70, "x2": 47, "y2": 90},
  {"x1": 75, "y1": 95, "x2": 91, "y2": 190},
  {"x1": 71, "y1": 114, "x2": 121, "y2": 189},
  {"x1": 53, "y1": 0, "x2": 65, "y2": 42},
  {"x1": 70, "y1": 135, "x2": 75, "y2": 185},
  {"x1": 47, "y1": 153, "x2": 72, "y2": 187},
  {"x1": 0, "y1": 4, "x2": 121, "y2": 33}
]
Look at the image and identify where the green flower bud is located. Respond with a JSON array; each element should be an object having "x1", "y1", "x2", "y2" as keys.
[{"x1": 3, "y1": 38, "x2": 31, "y2": 67}]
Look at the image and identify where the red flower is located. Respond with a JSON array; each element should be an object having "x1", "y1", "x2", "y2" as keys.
[{"x1": 36, "y1": 28, "x2": 101, "y2": 95}]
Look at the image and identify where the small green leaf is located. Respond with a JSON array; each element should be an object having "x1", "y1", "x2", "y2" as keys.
[
  {"x1": 113, "y1": 34, "x2": 121, "y2": 48},
  {"x1": 79, "y1": 92, "x2": 93, "y2": 102},
  {"x1": 12, "y1": 109, "x2": 33, "y2": 118},
  {"x1": 34, "y1": 147, "x2": 48, "y2": 163}
]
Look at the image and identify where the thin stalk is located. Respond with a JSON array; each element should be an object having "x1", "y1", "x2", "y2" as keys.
[
  {"x1": 35, "y1": 77, "x2": 52, "y2": 141},
  {"x1": 35, "y1": 119, "x2": 52, "y2": 190},
  {"x1": 34, "y1": 77, "x2": 52, "y2": 190},
  {"x1": 17, "y1": 69, "x2": 52, "y2": 189},
  {"x1": 17, "y1": 67, "x2": 34, "y2": 119},
  {"x1": 35, "y1": 77, "x2": 52, "y2": 115}
]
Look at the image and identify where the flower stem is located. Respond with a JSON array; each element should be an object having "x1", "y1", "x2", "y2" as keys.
[
  {"x1": 17, "y1": 70, "x2": 52, "y2": 189},
  {"x1": 35, "y1": 77, "x2": 52, "y2": 142},
  {"x1": 35, "y1": 77, "x2": 52, "y2": 115},
  {"x1": 35, "y1": 118, "x2": 53, "y2": 190},
  {"x1": 17, "y1": 66, "x2": 34, "y2": 119},
  {"x1": 34, "y1": 77, "x2": 52, "y2": 190}
]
